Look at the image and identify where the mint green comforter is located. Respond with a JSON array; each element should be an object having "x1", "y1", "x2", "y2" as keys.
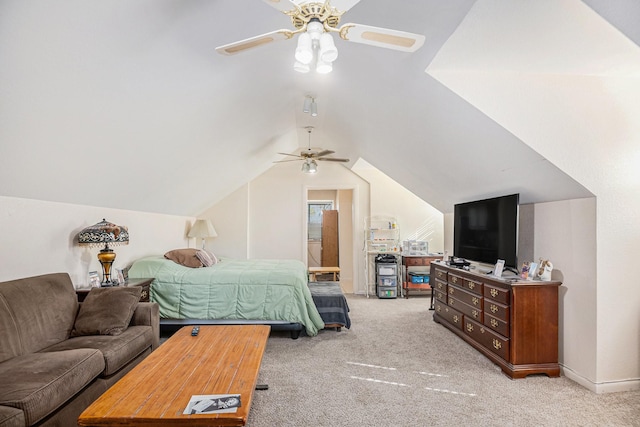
[{"x1": 128, "y1": 256, "x2": 324, "y2": 336}]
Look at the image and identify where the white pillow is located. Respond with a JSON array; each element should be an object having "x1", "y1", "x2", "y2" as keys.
[{"x1": 196, "y1": 250, "x2": 218, "y2": 267}]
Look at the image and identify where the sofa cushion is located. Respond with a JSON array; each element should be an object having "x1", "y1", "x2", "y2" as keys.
[
  {"x1": 0, "y1": 405, "x2": 25, "y2": 427},
  {"x1": 43, "y1": 325, "x2": 154, "y2": 377},
  {"x1": 0, "y1": 273, "x2": 78, "y2": 363},
  {"x1": 71, "y1": 286, "x2": 142, "y2": 337},
  {"x1": 0, "y1": 349, "x2": 104, "y2": 426}
]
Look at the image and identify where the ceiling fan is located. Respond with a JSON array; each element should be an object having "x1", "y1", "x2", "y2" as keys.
[
  {"x1": 216, "y1": 0, "x2": 425, "y2": 72},
  {"x1": 275, "y1": 126, "x2": 349, "y2": 173}
]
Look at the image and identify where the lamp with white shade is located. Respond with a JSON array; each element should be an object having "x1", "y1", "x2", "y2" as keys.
[{"x1": 188, "y1": 219, "x2": 217, "y2": 249}]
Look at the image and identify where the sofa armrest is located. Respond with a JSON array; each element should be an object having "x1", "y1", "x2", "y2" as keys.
[{"x1": 130, "y1": 302, "x2": 160, "y2": 350}]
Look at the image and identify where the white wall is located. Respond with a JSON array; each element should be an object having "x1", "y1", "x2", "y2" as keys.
[
  {"x1": 199, "y1": 184, "x2": 249, "y2": 259},
  {"x1": 0, "y1": 196, "x2": 193, "y2": 285},
  {"x1": 352, "y1": 159, "x2": 444, "y2": 253},
  {"x1": 534, "y1": 198, "x2": 598, "y2": 387}
]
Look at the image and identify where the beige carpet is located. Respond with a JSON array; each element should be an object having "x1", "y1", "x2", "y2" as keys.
[{"x1": 246, "y1": 294, "x2": 640, "y2": 427}]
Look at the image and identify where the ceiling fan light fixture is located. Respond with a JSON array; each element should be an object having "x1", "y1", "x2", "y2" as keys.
[
  {"x1": 294, "y1": 60, "x2": 310, "y2": 73},
  {"x1": 316, "y1": 59, "x2": 333, "y2": 74},
  {"x1": 306, "y1": 20, "x2": 324, "y2": 41},
  {"x1": 303, "y1": 96, "x2": 312, "y2": 113},
  {"x1": 295, "y1": 33, "x2": 313, "y2": 64},
  {"x1": 302, "y1": 159, "x2": 318, "y2": 174},
  {"x1": 319, "y1": 32, "x2": 338, "y2": 63}
]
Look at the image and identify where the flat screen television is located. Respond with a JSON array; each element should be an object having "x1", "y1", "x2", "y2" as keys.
[{"x1": 453, "y1": 193, "x2": 519, "y2": 268}]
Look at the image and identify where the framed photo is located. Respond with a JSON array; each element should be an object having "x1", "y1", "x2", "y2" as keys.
[
  {"x1": 493, "y1": 259, "x2": 505, "y2": 278},
  {"x1": 520, "y1": 261, "x2": 530, "y2": 280},
  {"x1": 115, "y1": 269, "x2": 125, "y2": 285},
  {"x1": 88, "y1": 271, "x2": 100, "y2": 288}
]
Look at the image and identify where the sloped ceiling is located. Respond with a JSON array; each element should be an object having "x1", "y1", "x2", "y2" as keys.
[{"x1": 1, "y1": 0, "x2": 636, "y2": 216}]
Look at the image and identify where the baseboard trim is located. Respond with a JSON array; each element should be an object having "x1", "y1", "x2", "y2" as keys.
[{"x1": 562, "y1": 365, "x2": 640, "y2": 393}]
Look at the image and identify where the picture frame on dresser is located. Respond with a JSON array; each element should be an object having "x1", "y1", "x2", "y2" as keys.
[{"x1": 88, "y1": 271, "x2": 100, "y2": 288}]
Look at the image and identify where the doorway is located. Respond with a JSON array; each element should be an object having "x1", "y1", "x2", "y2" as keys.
[
  {"x1": 306, "y1": 189, "x2": 355, "y2": 293},
  {"x1": 307, "y1": 199, "x2": 336, "y2": 269}
]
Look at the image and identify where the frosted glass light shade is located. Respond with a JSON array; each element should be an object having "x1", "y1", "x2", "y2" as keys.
[{"x1": 295, "y1": 33, "x2": 313, "y2": 65}]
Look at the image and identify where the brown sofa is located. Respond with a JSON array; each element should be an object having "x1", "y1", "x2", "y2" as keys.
[{"x1": 0, "y1": 273, "x2": 159, "y2": 427}]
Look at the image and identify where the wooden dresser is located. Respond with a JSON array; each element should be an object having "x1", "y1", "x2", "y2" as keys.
[{"x1": 431, "y1": 262, "x2": 561, "y2": 379}]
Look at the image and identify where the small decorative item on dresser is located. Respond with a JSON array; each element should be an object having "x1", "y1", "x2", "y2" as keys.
[{"x1": 88, "y1": 271, "x2": 100, "y2": 288}]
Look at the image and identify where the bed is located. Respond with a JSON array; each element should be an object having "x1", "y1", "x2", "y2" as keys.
[{"x1": 128, "y1": 256, "x2": 325, "y2": 337}]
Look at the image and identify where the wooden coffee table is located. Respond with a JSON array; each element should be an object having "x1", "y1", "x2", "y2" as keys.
[{"x1": 78, "y1": 325, "x2": 270, "y2": 426}]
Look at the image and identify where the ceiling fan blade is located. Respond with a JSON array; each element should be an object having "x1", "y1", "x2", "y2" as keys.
[
  {"x1": 318, "y1": 157, "x2": 350, "y2": 162},
  {"x1": 216, "y1": 29, "x2": 294, "y2": 55},
  {"x1": 261, "y1": 0, "x2": 299, "y2": 14},
  {"x1": 329, "y1": 0, "x2": 361, "y2": 13},
  {"x1": 273, "y1": 158, "x2": 303, "y2": 163},
  {"x1": 315, "y1": 149, "x2": 335, "y2": 157},
  {"x1": 338, "y1": 23, "x2": 425, "y2": 52},
  {"x1": 277, "y1": 152, "x2": 303, "y2": 158}
]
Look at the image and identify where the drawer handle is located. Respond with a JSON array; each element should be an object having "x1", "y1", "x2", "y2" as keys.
[
  {"x1": 437, "y1": 283, "x2": 444, "y2": 290},
  {"x1": 452, "y1": 276, "x2": 458, "y2": 284},
  {"x1": 472, "y1": 309, "x2": 479, "y2": 318},
  {"x1": 445, "y1": 307, "x2": 449, "y2": 313},
  {"x1": 438, "y1": 272, "x2": 444, "y2": 279},
  {"x1": 450, "y1": 299, "x2": 455, "y2": 305},
  {"x1": 466, "y1": 323, "x2": 473, "y2": 332},
  {"x1": 493, "y1": 339, "x2": 502, "y2": 350},
  {"x1": 490, "y1": 318, "x2": 498, "y2": 328},
  {"x1": 480, "y1": 327, "x2": 485, "y2": 333},
  {"x1": 449, "y1": 288, "x2": 454, "y2": 295},
  {"x1": 472, "y1": 297, "x2": 479, "y2": 306},
  {"x1": 468, "y1": 282, "x2": 475, "y2": 290},
  {"x1": 490, "y1": 304, "x2": 498, "y2": 313},
  {"x1": 436, "y1": 306, "x2": 441, "y2": 312},
  {"x1": 491, "y1": 288, "x2": 498, "y2": 298},
  {"x1": 453, "y1": 315, "x2": 459, "y2": 323}
]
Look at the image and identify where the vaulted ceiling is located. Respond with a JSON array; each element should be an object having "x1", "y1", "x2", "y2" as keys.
[{"x1": 1, "y1": 0, "x2": 638, "y2": 216}]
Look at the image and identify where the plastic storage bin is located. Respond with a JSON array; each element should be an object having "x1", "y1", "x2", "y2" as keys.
[
  {"x1": 378, "y1": 276, "x2": 398, "y2": 287},
  {"x1": 377, "y1": 286, "x2": 397, "y2": 299},
  {"x1": 409, "y1": 272, "x2": 430, "y2": 284}
]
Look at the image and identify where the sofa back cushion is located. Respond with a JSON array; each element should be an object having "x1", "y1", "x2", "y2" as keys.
[{"x1": 0, "y1": 273, "x2": 78, "y2": 363}]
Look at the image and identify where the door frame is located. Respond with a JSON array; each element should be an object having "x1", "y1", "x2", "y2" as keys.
[{"x1": 302, "y1": 185, "x2": 361, "y2": 293}]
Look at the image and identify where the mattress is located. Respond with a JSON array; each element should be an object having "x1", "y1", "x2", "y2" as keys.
[{"x1": 128, "y1": 256, "x2": 325, "y2": 336}]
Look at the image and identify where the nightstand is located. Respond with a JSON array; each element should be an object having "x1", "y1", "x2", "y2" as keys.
[{"x1": 76, "y1": 278, "x2": 154, "y2": 302}]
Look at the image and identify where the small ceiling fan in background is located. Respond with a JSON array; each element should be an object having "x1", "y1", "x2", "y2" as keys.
[
  {"x1": 275, "y1": 126, "x2": 349, "y2": 173},
  {"x1": 216, "y1": 0, "x2": 425, "y2": 73}
]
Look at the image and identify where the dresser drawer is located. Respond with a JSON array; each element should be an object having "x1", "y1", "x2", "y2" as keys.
[
  {"x1": 435, "y1": 289, "x2": 447, "y2": 304},
  {"x1": 462, "y1": 278, "x2": 483, "y2": 296},
  {"x1": 433, "y1": 268, "x2": 447, "y2": 282},
  {"x1": 484, "y1": 312, "x2": 509, "y2": 337},
  {"x1": 404, "y1": 257, "x2": 432, "y2": 267},
  {"x1": 484, "y1": 283, "x2": 510, "y2": 305},
  {"x1": 448, "y1": 273, "x2": 463, "y2": 286},
  {"x1": 435, "y1": 300, "x2": 463, "y2": 330},
  {"x1": 484, "y1": 300, "x2": 509, "y2": 322},
  {"x1": 464, "y1": 318, "x2": 510, "y2": 361},
  {"x1": 433, "y1": 278, "x2": 447, "y2": 292},
  {"x1": 448, "y1": 296, "x2": 483, "y2": 322},
  {"x1": 448, "y1": 285, "x2": 483, "y2": 310}
]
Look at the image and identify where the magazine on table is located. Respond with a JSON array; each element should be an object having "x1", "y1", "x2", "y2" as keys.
[{"x1": 184, "y1": 394, "x2": 241, "y2": 415}]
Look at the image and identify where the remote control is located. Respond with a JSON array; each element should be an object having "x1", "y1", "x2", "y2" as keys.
[{"x1": 191, "y1": 326, "x2": 199, "y2": 336}]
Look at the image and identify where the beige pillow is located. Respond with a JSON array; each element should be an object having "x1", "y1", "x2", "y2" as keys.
[
  {"x1": 164, "y1": 248, "x2": 203, "y2": 268},
  {"x1": 196, "y1": 250, "x2": 218, "y2": 267},
  {"x1": 71, "y1": 286, "x2": 142, "y2": 336}
]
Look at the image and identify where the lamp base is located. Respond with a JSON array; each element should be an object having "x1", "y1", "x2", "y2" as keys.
[{"x1": 97, "y1": 247, "x2": 117, "y2": 285}]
